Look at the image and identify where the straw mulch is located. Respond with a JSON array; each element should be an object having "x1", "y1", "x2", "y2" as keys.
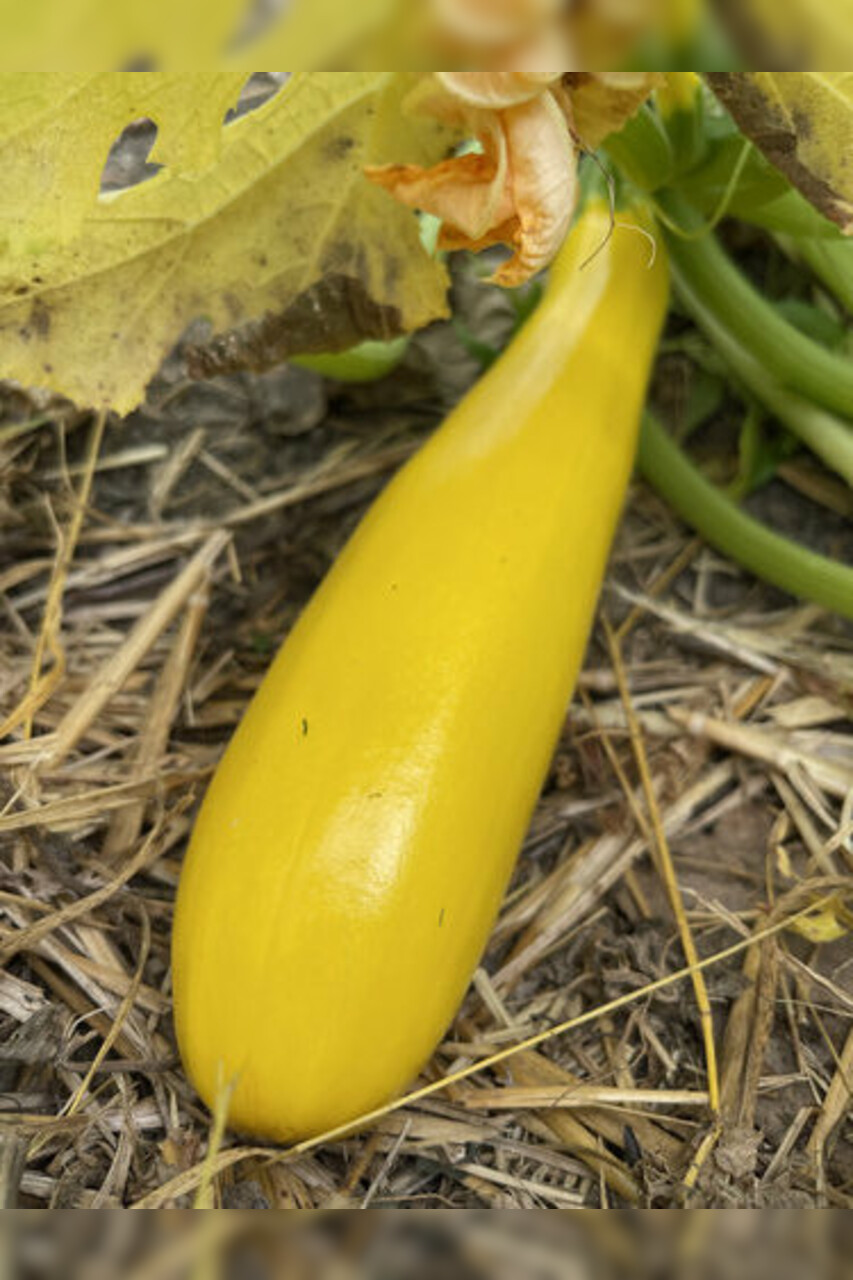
[{"x1": 1, "y1": 238, "x2": 852, "y2": 1209}]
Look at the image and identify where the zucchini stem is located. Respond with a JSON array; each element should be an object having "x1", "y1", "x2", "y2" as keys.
[
  {"x1": 668, "y1": 253, "x2": 853, "y2": 487},
  {"x1": 638, "y1": 414, "x2": 853, "y2": 622},
  {"x1": 781, "y1": 234, "x2": 853, "y2": 317},
  {"x1": 658, "y1": 190, "x2": 853, "y2": 422}
]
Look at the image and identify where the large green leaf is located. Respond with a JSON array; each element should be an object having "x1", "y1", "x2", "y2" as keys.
[{"x1": 679, "y1": 135, "x2": 844, "y2": 240}]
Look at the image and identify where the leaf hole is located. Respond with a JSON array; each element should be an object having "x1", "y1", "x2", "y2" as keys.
[
  {"x1": 227, "y1": 0, "x2": 290, "y2": 55},
  {"x1": 223, "y1": 73, "x2": 289, "y2": 127},
  {"x1": 100, "y1": 117, "x2": 162, "y2": 194}
]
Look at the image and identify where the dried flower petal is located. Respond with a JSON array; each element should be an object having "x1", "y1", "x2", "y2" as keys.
[
  {"x1": 432, "y1": 0, "x2": 564, "y2": 46},
  {"x1": 365, "y1": 61, "x2": 659, "y2": 287},
  {"x1": 367, "y1": 106, "x2": 509, "y2": 242},
  {"x1": 561, "y1": 70, "x2": 664, "y2": 148},
  {"x1": 367, "y1": 86, "x2": 576, "y2": 287},
  {"x1": 489, "y1": 91, "x2": 577, "y2": 285},
  {"x1": 437, "y1": 71, "x2": 564, "y2": 110}
]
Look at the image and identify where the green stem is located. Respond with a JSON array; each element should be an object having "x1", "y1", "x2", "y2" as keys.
[
  {"x1": 638, "y1": 414, "x2": 853, "y2": 622},
  {"x1": 658, "y1": 190, "x2": 853, "y2": 422},
  {"x1": 655, "y1": 74, "x2": 707, "y2": 176},
  {"x1": 666, "y1": 240, "x2": 853, "y2": 488},
  {"x1": 293, "y1": 336, "x2": 408, "y2": 383},
  {"x1": 784, "y1": 235, "x2": 853, "y2": 317}
]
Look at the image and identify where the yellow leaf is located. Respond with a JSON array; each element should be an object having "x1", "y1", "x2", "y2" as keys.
[
  {"x1": 234, "y1": 0, "x2": 406, "y2": 70},
  {"x1": 0, "y1": 72, "x2": 452, "y2": 413},
  {"x1": 0, "y1": 0, "x2": 249, "y2": 69},
  {"x1": 0, "y1": 74, "x2": 246, "y2": 250},
  {"x1": 0, "y1": 0, "x2": 413, "y2": 71},
  {"x1": 706, "y1": 72, "x2": 853, "y2": 234},
  {"x1": 788, "y1": 900, "x2": 850, "y2": 945},
  {"x1": 0, "y1": 0, "x2": 689, "y2": 75},
  {"x1": 713, "y1": 0, "x2": 853, "y2": 69}
]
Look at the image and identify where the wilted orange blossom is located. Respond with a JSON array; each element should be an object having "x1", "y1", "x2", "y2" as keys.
[{"x1": 366, "y1": 71, "x2": 660, "y2": 286}]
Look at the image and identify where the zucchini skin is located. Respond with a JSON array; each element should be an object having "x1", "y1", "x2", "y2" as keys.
[{"x1": 172, "y1": 201, "x2": 669, "y2": 1142}]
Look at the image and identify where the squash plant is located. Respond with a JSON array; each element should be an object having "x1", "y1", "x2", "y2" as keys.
[{"x1": 3, "y1": 49, "x2": 853, "y2": 1143}]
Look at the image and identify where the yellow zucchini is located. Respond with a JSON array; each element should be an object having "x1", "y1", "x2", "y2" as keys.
[{"x1": 172, "y1": 199, "x2": 669, "y2": 1142}]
